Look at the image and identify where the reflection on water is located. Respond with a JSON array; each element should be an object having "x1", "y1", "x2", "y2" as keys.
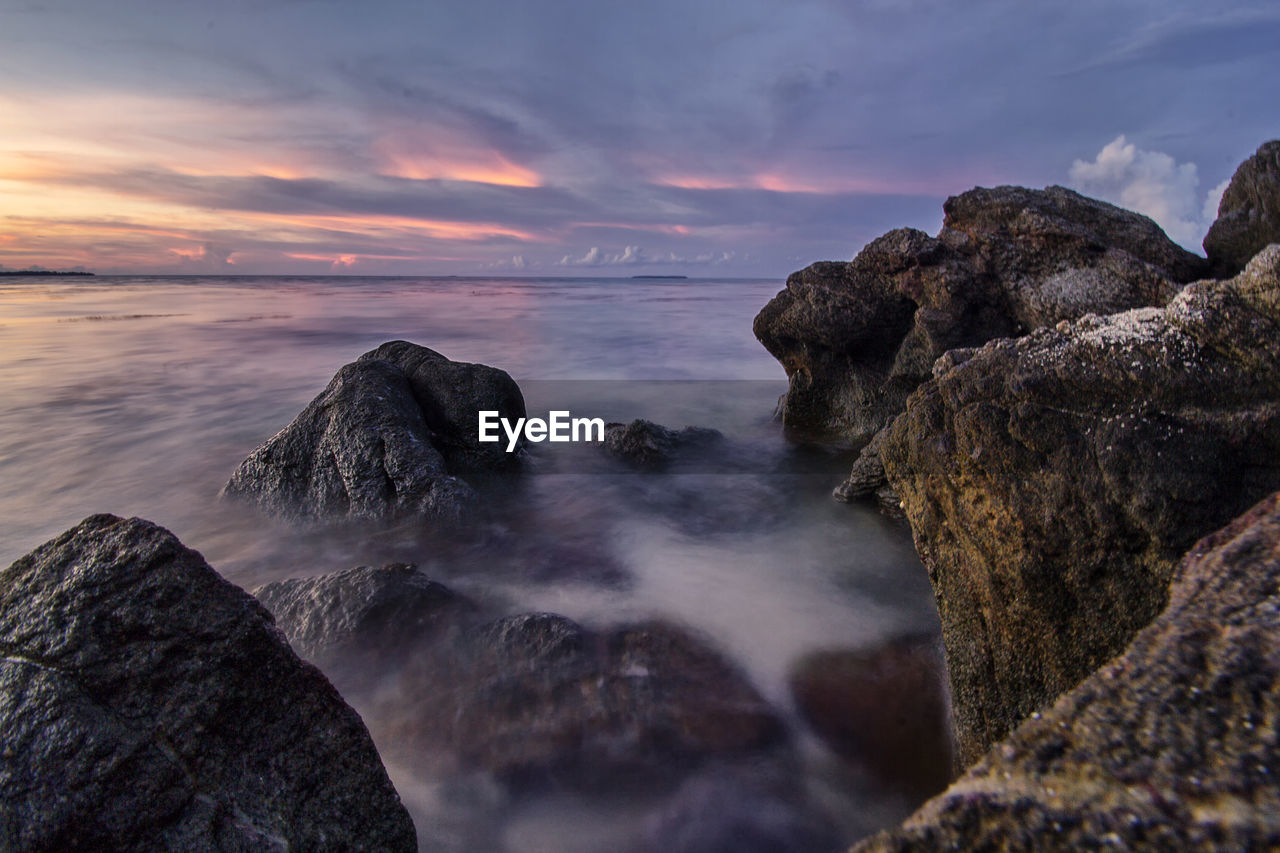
[{"x1": 0, "y1": 275, "x2": 940, "y2": 850}]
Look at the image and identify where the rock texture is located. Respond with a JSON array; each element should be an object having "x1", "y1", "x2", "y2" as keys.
[
  {"x1": 254, "y1": 562, "x2": 473, "y2": 666},
  {"x1": 379, "y1": 613, "x2": 785, "y2": 787},
  {"x1": 1205, "y1": 140, "x2": 1280, "y2": 277},
  {"x1": 0, "y1": 515, "x2": 415, "y2": 852},
  {"x1": 754, "y1": 186, "x2": 1206, "y2": 447},
  {"x1": 856, "y1": 489, "x2": 1280, "y2": 851},
  {"x1": 222, "y1": 340, "x2": 524, "y2": 522},
  {"x1": 789, "y1": 635, "x2": 952, "y2": 801},
  {"x1": 883, "y1": 245, "x2": 1280, "y2": 766},
  {"x1": 602, "y1": 419, "x2": 723, "y2": 470}
]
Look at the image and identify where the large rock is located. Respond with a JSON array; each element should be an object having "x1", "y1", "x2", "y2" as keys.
[
  {"x1": 856, "y1": 489, "x2": 1280, "y2": 851},
  {"x1": 882, "y1": 245, "x2": 1280, "y2": 766},
  {"x1": 754, "y1": 186, "x2": 1206, "y2": 446},
  {"x1": 0, "y1": 514, "x2": 415, "y2": 851},
  {"x1": 1205, "y1": 140, "x2": 1280, "y2": 277},
  {"x1": 378, "y1": 613, "x2": 785, "y2": 787},
  {"x1": 221, "y1": 340, "x2": 524, "y2": 522},
  {"x1": 788, "y1": 635, "x2": 952, "y2": 802}
]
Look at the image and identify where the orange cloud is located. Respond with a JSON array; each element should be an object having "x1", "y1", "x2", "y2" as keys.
[{"x1": 372, "y1": 132, "x2": 541, "y2": 187}]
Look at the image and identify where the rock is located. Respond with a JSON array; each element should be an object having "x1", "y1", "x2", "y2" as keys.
[
  {"x1": 602, "y1": 419, "x2": 724, "y2": 470},
  {"x1": 378, "y1": 615, "x2": 785, "y2": 788},
  {"x1": 254, "y1": 562, "x2": 474, "y2": 669},
  {"x1": 882, "y1": 245, "x2": 1280, "y2": 766},
  {"x1": 754, "y1": 186, "x2": 1206, "y2": 445},
  {"x1": 833, "y1": 427, "x2": 890, "y2": 502},
  {"x1": 0, "y1": 515, "x2": 415, "y2": 852},
  {"x1": 855, "y1": 489, "x2": 1280, "y2": 851},
  {"x1": 636, "y1": 763, "x2": 844, "y2": 853},
  {"x1": 1205, "y1": 140, "x2": 1280, "y2": 277},
  {"x1": 221, "y1": 340, "x2": 524, "y2": 522},
  {"x1": 789, "y1": 635, "x2": 952, "y2": 802}
]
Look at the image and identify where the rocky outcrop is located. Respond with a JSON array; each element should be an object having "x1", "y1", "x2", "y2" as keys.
[
  {"x1": 602, "y1": 419, "x2": 723, "y2": 469},
  {"x1": 754, "y1": 185, "x2": 1206, "y2": 449},
  {"x1": 221, "y1": 340, "x2": 524, "y2": 522},
  {"x1": 0, "y1": 515, "x2": 415, "y2": 852},
  {"x1": 1205, "y1": 140, "x2": 1280, "y2": 277},
  {"x1": 856, "y1": 489, "x2": 1280, "y2": 851},
  {"x1": 788, "y1": 635, "x2": 952, "y2": 801},
  {"x1": 882, "y1": 245, "x2": 1280, "y2": 766}
]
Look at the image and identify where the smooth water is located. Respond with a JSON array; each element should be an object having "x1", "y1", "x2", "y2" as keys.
[{"x1": 0, "y1": 275, "x2": 938, "y2": 850}]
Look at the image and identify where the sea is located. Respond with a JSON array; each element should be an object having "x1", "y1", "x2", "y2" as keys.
[{"x1": 0, "y1": 274, "x2": 938, "y2": 851}]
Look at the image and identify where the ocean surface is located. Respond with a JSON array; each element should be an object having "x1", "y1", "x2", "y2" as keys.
[{"x1": 0, "y1": 274, "x2": 938, "y2": 850}]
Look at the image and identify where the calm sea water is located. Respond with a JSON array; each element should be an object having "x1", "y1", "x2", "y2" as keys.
[{"x1": 0, "y1": 275, "x2": 937, "y2": 850}]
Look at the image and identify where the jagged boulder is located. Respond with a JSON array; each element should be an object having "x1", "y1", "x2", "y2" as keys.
[
  {"x1": 602, "y1": 419, "x2": 723, "y2": 470},
  {"x1": 1205, "y1": 140, "x2": 1280, "y2": 277},
  {"x1": 221, "y1": 340, "x2": 525, "y2": 522},
  {"x1": 856, "y1": 489, "x2": 1280, "y2": 851},
  {"x1": 0, "y1": 515, "x2": 415, "y2": 852},
  {"x1": 882, "y1": 245, "x2": 1280, "y2": 766},
  {"x1": 754, "y1": 185, "x2": 1206, "y2": 449}
]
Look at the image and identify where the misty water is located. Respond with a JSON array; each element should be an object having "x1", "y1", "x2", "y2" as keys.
[{"x1": 0, "y1": 275, "x2": 940, "y2": 851}]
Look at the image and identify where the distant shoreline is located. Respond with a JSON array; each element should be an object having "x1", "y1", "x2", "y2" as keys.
[
  {"x1": 631, "y1": 275, "x2": 688, "y2": 280},
  {"x1": 0, "y1": 270, "x2": 95, "y2": 277}
]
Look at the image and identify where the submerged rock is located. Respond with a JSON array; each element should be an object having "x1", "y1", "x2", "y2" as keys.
[
  {"x1": 254, "y1": 562, "x2": 474, "y2": 667},
  {"x1": 789, "y1": 635, "x2": 952, "y2": 802},
  {"x1": 754, "y1": 185, "x2": 1205, "y2": 448},
  {"x1": 602, "y1": 418, "x2": 724, "y2": 470},
  {"x1": 221, "y1": 340, "x2": 524, "y2": 523},
  {"x1": 379, "y1": 614, "x2": 785, "y2": 787},
  {"x1": 1205, "y1": 139, "x2": 1280, "y2": 277},
  {"x1": 0, "y1": 515, "x2": 415, "y2": 852},
  {"x1": 856, "y1": 489, "x2": 1280, "y2": 851},
  {"x1": 882, "y1": 245, "x2": 1280, "y2": 765}
]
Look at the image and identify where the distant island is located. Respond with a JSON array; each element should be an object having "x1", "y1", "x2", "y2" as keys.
[
  {"x1": 631, "y1": 275, "x2": 688, "y2": 279},
  {"x1": 0, "y1": 270, "x2": 94, "y2": 277}
]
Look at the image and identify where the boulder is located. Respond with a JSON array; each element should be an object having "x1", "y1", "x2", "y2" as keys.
[
  {"x1": 377, "y1": 614, "x2": 785, "y2": 787},
  {"x1": 0, "y1": 515, "x2": 415, "y2": 852},
  {"x1": 221, "y1": 340, "x2": 524, "y2": 522},
  {"x1": 1204, "y1": 140, "x2": 1280, "y2": 277},
  {"x1": 882, "y1": 245, "x2": 1280, "y2": 766},
  {"x1": 254, "y1": 562, "x2": 474, "y2": 668},
  {"x1": 788, "y1": 635, "x2": 952, "y2": 802},
  {"x1": 602, "y1": 419, "x2": 724, "y2": 470},
  {"x1": 754, "y1": 186, "x2": 1206, "y2": 447},
  {"x1": 855, "y1": 489, "x2": 1280, "y2": 851}
]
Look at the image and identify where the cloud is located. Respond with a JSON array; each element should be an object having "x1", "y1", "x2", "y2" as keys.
[
  {"x1": 556, "y1": 245, "x2": 737, "y2": 267},
  {"x1": 1069, "y1": 135, "x2": 1220, "y2": 250}
]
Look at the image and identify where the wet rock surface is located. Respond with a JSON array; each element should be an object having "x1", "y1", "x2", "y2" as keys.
[
  {"x1": 789, "y1": 635, "x2": 952, "y2": 802},
  {"x1": 856, "y1": 489, "x2": 1280, "y2": 851},
  {"x1": 602, "y1": 418, "x2": 724, "y2": 470},
  {"x1": 222, "y1": 340, "x2": 524, "y2": 523},
  {"x1": 1205, "y1": 139, "x2": 1280, "y2": 277},
  {"x1": 0, "y1": 515, "x2": 415, "y2": 852},
  {"x1": 256, "y1": 563, "x2": 786, "y2": 792},
  {"x1": 882, "y1": 245, "x2": 1280, "y2": 765},
  {"x1": 754, "y1": 185, "x2": 1204, "y2": 447}
]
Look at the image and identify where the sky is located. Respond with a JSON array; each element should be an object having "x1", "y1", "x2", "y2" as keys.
[{"x1": 1, "y1": 0, "x2": 1277, "y2": 277}]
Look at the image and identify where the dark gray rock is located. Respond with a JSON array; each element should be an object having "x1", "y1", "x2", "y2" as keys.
[
  {"x1": 856, "y1": 489, "x2": 1280, "y2": 851},
  {"x1": 254, "y1": 562, "x2": 474, "y2": 666},
  {"x1": 755, "y1": 186, "x2": 1206, "y2": 446},
  {"x1": 602, "y1": 419, "x2": 724, "y2": 470},
  {"x1": 1205, "y1": 140, "x2": 1280, "y2": 277},
  {"x1": 0, "y1": 514, "x2": 415, "y2": 852},
  {"x1": 221, "y1": 340, "x2": 524, "y2": 522},
  {"x1": 882, "y1": 245, "x2": 1280, "y2": 766}
]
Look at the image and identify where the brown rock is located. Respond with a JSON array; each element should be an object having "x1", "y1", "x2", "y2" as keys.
[
  {"x1": 1204, "y1": 140, "x2": 1280, "y2": 277},
  {"x1": 856, "y1": 489, "x2": 1280, "y2": 851},
  {"x1": 882, "y1": 245, "x2": 1280, "y2": 766}
]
